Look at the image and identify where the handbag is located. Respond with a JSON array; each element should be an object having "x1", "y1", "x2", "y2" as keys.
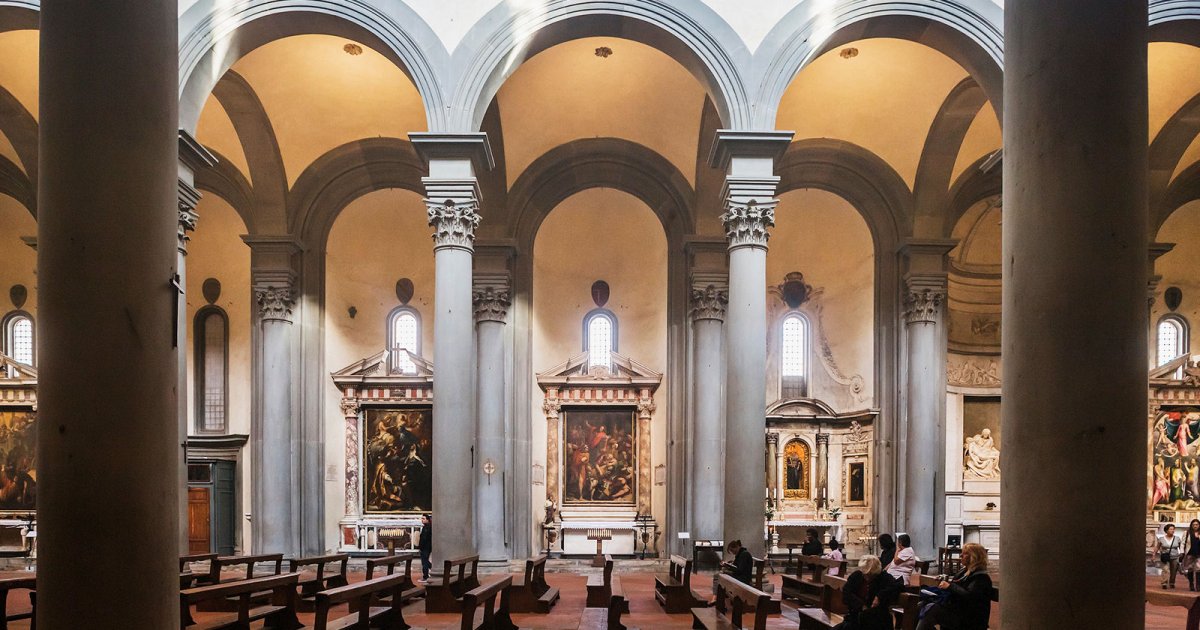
[{"x1": 1162, "y1": 535, "x2": 1179, "y2": 563}]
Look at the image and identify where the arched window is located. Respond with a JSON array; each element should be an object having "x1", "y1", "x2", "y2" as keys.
[
  {"x1": 584, "y1": 310, "x2": 617, "y2": 371},
  {"x1": 1158, "y1": 315, "x2": 1190, "y2": 367},
  {"x1": 194, "y1": 307, "x2": 228, "y2": 433},
  {"x1": 781, "y1": 313, "x2": 808, "y2": 398},
  {"x1": 388, "y1": 308, "x2": 421, "y2": 374},
  {"x1": 2, "y1": 312, "x2": 33, "y2": 367}
]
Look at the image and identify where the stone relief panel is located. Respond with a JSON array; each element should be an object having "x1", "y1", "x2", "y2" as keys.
[{"x1": 947, "y1": 354, "x2": 1001, "y2": 388}]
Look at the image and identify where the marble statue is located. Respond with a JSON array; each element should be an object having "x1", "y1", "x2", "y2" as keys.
[{"x1": 964, "y1": 428, "x2": 1001, "y2": 479}]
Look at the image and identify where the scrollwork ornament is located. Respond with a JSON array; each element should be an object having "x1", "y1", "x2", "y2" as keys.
[
  {"x1": 427, "y1": 199, "x2": 481, "y2": 250},
  {"x1": 177, "y1": 200, "x2": 199, "y2": 254},
  {"x1": 339, "y1": 398, "x2": 360, "y2": 418},
  {"x1": 720, "y1": 200, "x2": 776, "y2": 249},
  {"x1": 542, "y1": 398, "x2": 562, "y2": 420}
]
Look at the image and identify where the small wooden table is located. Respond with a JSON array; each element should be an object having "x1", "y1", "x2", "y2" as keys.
[{"x1": 588, "y1": 529, "x2": 613, "y2": 568}]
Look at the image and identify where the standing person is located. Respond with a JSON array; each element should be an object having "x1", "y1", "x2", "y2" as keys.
[
  {"x1": 877, "y1": 534, "x2": 896, "y2": 568},
  {"x1": 721, "y1": 539, "x2": 754, "y2": 584},
  {"x1": 914, "y1": 543, "x2": 993, "y2": 630},
  {"x1": 1185, "y1": 520, "x2": 1200, "y2": 591},
  {"x1": 418, "y1": 513, "x2": 432, "y2": 584},
  {"x1": 837, "y1": 555, "x2": 900, "y2": 630},
  {"x1": 1156, "y1": 523, "x2": 1184, "y2": 589},
  {"x1": 885, "y1": 534, "x2": 919, "y2": 585},
  {"x1": 824, "y1": 539, "x2": 845, "y2": 576}
]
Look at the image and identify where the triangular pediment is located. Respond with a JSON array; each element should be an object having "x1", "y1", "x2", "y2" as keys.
[
  {"x1": 537, "y1": 351, "x2": 662, "y2": 390},
  {"x1": 766, "y1": 398, "x2": 877, "y2": 423},
  {"x1": 331, "y1": 349, "x2": 433, "y2": 387},
  {"x1": 0, "y1": 351, "x2": 36, "y2": 381},
  {"x1": 1151, "y1": 354, "x2": 1192, "y2": 381}
]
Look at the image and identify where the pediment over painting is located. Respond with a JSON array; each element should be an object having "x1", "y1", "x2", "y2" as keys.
[
  {"x1": 0, "y1": 351, "x2": 36, "y2": 382},
  {"x1": 536, "y1": 351, "x2": 662, "y2": 390},
  {"x1": 1150, "y1": 354, "x2": 1200, "y2": 385},
  {"x1": 766, "y1": 398, "x2": 877, "y2": 423},
  {"x1": 331, "y1": 349, "x2": 433, "y2": 388}
]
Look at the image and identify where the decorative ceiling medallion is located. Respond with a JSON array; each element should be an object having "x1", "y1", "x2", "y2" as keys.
[
  {"x1": 343, "y1": 43, "x2": 363, "y2": 56},
  {"x1": 591, "y1": 280, "x2": 610, "y2": 308},
  {"x1": 396, "y1": 278, "x2": 415, "y2": 305},
  {"x1": 595, "y1": 46, "x2": 613, "y2": 58}
]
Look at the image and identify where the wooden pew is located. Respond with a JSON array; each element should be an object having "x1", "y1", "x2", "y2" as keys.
[
  {"x1": 289, "y1": 553, "x2": 349, "y2": 610},
  {"x1": 425, "y1": 554, "x2": 481, "y2": 613},
  {"x1": 586, "y1": 555, "x2": 628, "y2": 612},
  {"x1": 892, "y1": 574, "x2": 999, "y2": 630},
  {"x1": 505, "y1": 553, "x2": 560, "y2": 613},
  {"x1": 313, "y1": 572, "x2": 412, "y2": 630},
  {"x1": 0, "y1": 575, "x2": 35, "y2": 630},
  {"x1": 460, "y1": 575, "x2": 517, "y2": 630},
  {"x1": 781, "y1": 555, "x2": 845, "y2": 606},
  {"x1": 580, "y1": 579, "x2": 632, "y2": 630},
  {"x1": 349, "y1": 551, "x2": 424, "y2": 611},
  {"x1": 1147, "y1": 589, "x2": 1200, "y2": 630},
  {"x1": 691, "y1": 574, "x2": 771, "y2": 630},
  {"x1": 653, "y1": 554, "x2": 705, "y2": 613},
  {"x1": 750, "y1": 556, "x2": 783, "y2": 614},
  {"x1": 796, "y1": 574, "x2": 849, "y2": 630},
  {"x1": 180, "y1": 553, "x2": 219, "y2": 582},
  {"x1": 179, "y1": 573, "x2": 302, "y2": 630},
  {"x1": 197, "y1": 553, "x2": 286, "y2": 612}
]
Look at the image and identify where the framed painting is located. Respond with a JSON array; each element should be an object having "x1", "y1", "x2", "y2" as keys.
[
  {"x1": 0, "y1": 410, "x2": 35, "y2": 512},
  {"x1": 363, "y1": 407, "x2": 432, "y2": 513},
  {"x1": 844, "y1": 459, "x2": 868, "y2": 506},
  {"x1": 783, "y1": 439, "x2": 810, "y2": 499},
  {"x1": 1151, "y1": 406, "x2": 1200, "y2": 512},
  {"x1": 562, "y1": 408, "x2": 636, "y2": 505}
]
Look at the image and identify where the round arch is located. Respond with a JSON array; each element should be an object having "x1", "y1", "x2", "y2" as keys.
[
  {"x1": 178, "y1": 0, "x2": 448, "y2": 134},
  {"x1": 1150, "y1": 4, "x2": 1200, "y2": 45},
  {"x1": 448, "y1": 0, "x2": 751, "y2": 131},
  {"x1": 754, "y1": 1, "x2": 1004, "y2": 129},
  {"x1": 0, "y1": 2, "x2": 36, "y2": 34}
]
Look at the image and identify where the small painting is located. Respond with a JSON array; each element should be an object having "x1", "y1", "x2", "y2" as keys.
[
  {"x1": 784, "y1": 439, "x2": 809, "y2": 499},
  {"x1": 364, "y1": 407, "x2": 432, "y2": 513},
  {"x1": 1151, "y1": 407, "x2": 1200, "y2": 512},
  {"x1": 562, "y1": 409, "x2": 636, "y2": 505},
  {"x1": 0, "y1": 410, "x2": 35, "y2": 512},
  {"x1": 847, "y1": 461, "x2": 866, "y2": 505}
]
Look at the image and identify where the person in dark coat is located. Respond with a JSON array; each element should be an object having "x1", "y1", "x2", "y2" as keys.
[
  {"x1": 418, "y1": 513, "x2": 432, "y2": 583},
  {"x1": 915, "y1": 543, "x2": 993, "y2": 630},
  {"x1": 837, "y1": 555, "x2": 900, "y2": 630},
  {"x1": 721, "y1": 539, "x2": 754, "y2": 584},
  {"x1": 877, "y1": 533, "x2": 897, "y2": 568},
  {"x1": 801, "y1": 528, "x2": 824, "y2": 556}
]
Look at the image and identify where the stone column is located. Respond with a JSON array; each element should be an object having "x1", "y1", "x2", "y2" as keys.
[
  {"x1": 816, "y1": 433, "x2": 829, "y2": 507},
  {"x1": 255, "y1": 277, "x2": 297, "y2": 554},
  {"x1": 765, "y1": 433, "x2": 778, "y2": 505},
  {"x1": 412, "y1": 133, "x2": 494, "y2": 563},
  {"x1": 544, "y1": 394, "x2": 562, "y2": 514},
  {"x1": 1002, "y1": 0, "x2": 1147, "y2": 626},
  {"x1": 340, "y1": 396, "x2": 361, "y2": 533},
  {"x1": 474, "y1": 281, "x2": 510, "y2": 562},
  {"x1": 38, "y1": 0, "x2": 179, "y2": 625},
  {"x1": 900, "y1": 272, "x2": 947, "y2": 559},
  {"x1": 711, "y1": 130, "x2": 792, "y2": 556},
  {"x1": 690, "y1": 281, "x2": 727, "y2": 540}
]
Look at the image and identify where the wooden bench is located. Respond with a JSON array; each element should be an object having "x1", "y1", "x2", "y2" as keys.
[
  {"x1": 180, "y1": 552, "x2": 219, "y2": 582},
  {"x1": 654, "y1": 554, "x2": 705, "y2": 613},
  {"x1": 1147, "y1": 589, "x2": 1200, "y2": 630},
  {"x1": 460, "y1": 575, "x2": 517, "y2": 630},
  {"x1": 197, "y1": 553, "x2": 286, "y2": 612},
  {"x1": 586, "y1": 555, "x2": 628, "y2": 612},
  {"x1": 350, "y1": 551, "x2": 424, "y2": 611},
  {"x1": 425, "y1": 554, "x2": 481, "y2": 613},
  {"x1": 781, "y1": 555, "x2": 845, "y2": 606},
  {"x1": 750, "y1": 556, "x2": 782, "y2": 614},
  {"x1": 179, "y1": 573, "x2": 301, "y2": 630},
  {"x1": 580, "y1": 578, "x2": 632, "y2": 630},
  {"x1": 892, "y1": 574, "x2": 999, "y2": 630},
  {"x1": 0, "y1": 575, "x2": 35, "y2": 630},
  {"x1": 796, "y1": 574, "x2": 848, "y2": 630},
  {"x1": 691, "y1": 574, "x2": 771, "y2": 630},
  {"x1": 506, "y1": 554, "x2": 560, "y2": 613},
  {"x1": 289, "y1": 553, "x2": 349, "y2": 610},
  {"x1": 313, "y1": 572, "x2": 412, "y2": 630}
]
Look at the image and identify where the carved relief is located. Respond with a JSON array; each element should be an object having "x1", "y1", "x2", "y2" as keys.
[
  {"x1": 690, "y1": 284, "x2": 728, "y2": 321},
  {"x1": 177, "y1": 181, "x2": 201, "y2": 254},
  {"x1": 964, "y1": 429, "x2": 1001, "y2": 479},
  {"x1": 720, "y1": 200, "x2": 775, "y2": 249},
  {"x1": 427, "y1": 199, "x2": 481, "y2": 250},
  {"x1": 904, "y1": 288, "x2": 946, "y2": 324},
  {"x1": 473, "y1": 286, "x2": 510, "y2": 323},
  {"x1": 255, "y1": 284, "x2": 296, "y2": 322},
  {"x1": 947, "y1": 354, "x2": 1001, "y2": 388}
]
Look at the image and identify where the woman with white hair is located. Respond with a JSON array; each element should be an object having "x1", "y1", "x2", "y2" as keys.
[{"x1": 837, "y1": 554, "x2": 900, "y2": 630}]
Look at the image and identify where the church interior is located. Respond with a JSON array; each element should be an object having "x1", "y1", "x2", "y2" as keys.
[{"x1": 0, "y1": 0, "x2": 1198, "y2": 627}]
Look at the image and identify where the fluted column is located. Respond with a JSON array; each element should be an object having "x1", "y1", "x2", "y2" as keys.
[
  {"x1": 1002, "y1": 0, "x2": 1147, "y2": 625},
  {"x1": 901, "y1": 274, "x2": 947, "y2": 559},
  {"x1": 474, "y1": 282, "x2": 510, "y2": 562},
  {"x1": 711, "y1": 130, "x2": 791, "y2": 556},
  {"x1": 413, "y1": 132, "x2": 494, "y2": 564},
  {"x1": 690, "y1": 281, "x2": 727, "y2": 540},
  {"x1": 38, "y1": 0, "x2": 179, "y2": 624}
]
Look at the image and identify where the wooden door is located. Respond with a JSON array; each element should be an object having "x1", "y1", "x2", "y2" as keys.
[{"x1": 188, "y1": 487, "x2": 211, "y2": 554}]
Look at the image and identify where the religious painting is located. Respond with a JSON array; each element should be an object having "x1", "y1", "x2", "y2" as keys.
[
  {"x1": 845, "y1": 460, "x2": 866, "y2": 506},
  {"x1": 562, "y1": 409, "x2": 636, "y2": 505},
  {"x1": 0, "y1": 410, "x2": 35, "y2": 512},
  {"x1": 784, "y1": 439, "x2": 810, "y2": 499},
  {"x1": 363, "y1": 407, "x2": 432, "y2": 513},
  {"x1": 1151, "y1": 407, "x2": 1200, "y2": 512}
]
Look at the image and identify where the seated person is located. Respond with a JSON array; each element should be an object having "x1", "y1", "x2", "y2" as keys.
[
  {"x1": 836, "y1": 555, "x2": 900, "y2": 630},
  {"x1": 801, "y1": 528, "x2": 824, "y2": 556},
  {"x1": 823, "y1": 539, "x2": 844, "y2": 576},
  {"x1": 721, "y1": 539, "x2": 754, "y2": 584},
  {"x1": 885, "y1": 533, "x2": 919, "y2": 585},
  {"x1": 915, "y1": 543, "x2": 992, "y2": 630}
]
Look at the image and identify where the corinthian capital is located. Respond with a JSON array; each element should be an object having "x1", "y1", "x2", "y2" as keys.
[
  {"x1": 690, "y1": 284, "x2": 728, "y2": 322},
  {"x1": 721, "y1": 200, "x2": 776, "y2": 250},
  {"x1": 904, "y1": 287, "x2": 945, "y2": 324},
  {"x1": 256, "y1": 284, "x2": 296, "y2": 322},
  {"x1": 473, "y1": 286, "x2": 511, "y2": 323},
  {"x1": 177, "y1": 181, "x2": 201, "y2": 255},
  {"x1": 427, "y1": 198, "x2": 481, "y2": 251}
]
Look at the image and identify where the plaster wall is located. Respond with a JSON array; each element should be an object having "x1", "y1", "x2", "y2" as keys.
[
  {"x1": 531, "y1": 188, "x2": 668, "y2": 535},
  {"x1": 196, "y1": 98, "x2": 251, "y2": 185},
  {"x1": 767, "y1": 189, "x2": 874, "y2": 409},
  {"x1": 0, "y1": 30, "x2": 37, "y2": 118},
  {"x1": 952, "y1": 103, "x2": 1001, "y2": 183},
  {"x1": 184, "y1": 193, "x2": 253, "y2": 549},
  {"x1": 322, "y1": 189, "x2": 435, "y2": 544},
  {"x1": 0, "y1": 195, "x2": 35, "y2": 322},
  {"x1": 1154, "y1": 200, "x2": 1200, "y2": 358}
]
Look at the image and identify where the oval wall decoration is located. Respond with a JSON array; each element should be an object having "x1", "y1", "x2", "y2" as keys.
[
  {"x1": 591, "y1": 280, "x2": 610, "y2": 308},
  {"x1": 202, "y1": 278, "x2": 222, "y2": 304},
  {"x1": 1166, "y1": 286, "x2": 1183, "y2": 312},
  {"x1": 8, "y1": 285, "x2": 26, "y2": 309},
  {"x1": 396, "y1": 278, "x2": 415, "y2": 305}
]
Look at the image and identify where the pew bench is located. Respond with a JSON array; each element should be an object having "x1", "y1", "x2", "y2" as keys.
[
  {"x1": 586, "y1": 555, "x2": 629, "y2": 612},
  {"x1": 289, "y1": 553, "x2": 349, "y2": 610},
  {"x1": 654, "y1": 554, "x2": 705, "y2": 613},
  {"x1": 460, "y1": 575, "x2": 517, "y2": 630},
  {"x1": 0, "y1": 575, "x2": 35, "y2": 630},
  {"x1": 352, "y1": 551, "x2": 424, "y2": 611},
  {"x1": 893, "y1": 575, "x2": 999, "y2": 630},
  {"x1": 425, "y1": 554, "x2": 481, "y2": 613},
  {"x1": 781, "y1": 555, "x2": 845, "y2": 606},
  {"x1": 1147, "y1": 589, "x2": 1200, "y2": 630},
  {"x1": 196, "y1": 553, "x2": 286, "y2": 612},
  {"x1": 691, "y1": 574, "x2": 771, "y2": 630},
  {"x1": 180, "y1": 553, "x2": 219, "y2": 583},
  {"x1": 796, "y1": 574, "x2": 849, "y2": 630},
  {"x1": 313, "y1": 572, "x2": 413, "y2": 630},
  {"x1": 179, "y1": 573, "x2": 301, "y2": 630},
  {"x1": 750, "y1": 557, "x2": 783, "y2": 614},
  {"x1": 506, "y1": 553, "x2": 560, "y2": 613},
  {"x1": 580, "y1": 578, "x2": 632, "y2": 630}
]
